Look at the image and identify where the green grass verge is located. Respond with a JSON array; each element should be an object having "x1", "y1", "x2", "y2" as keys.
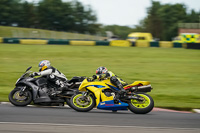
[
  {"x1": 0, "y1": 43, "x2": 200, "y2": 110},
  {"x1": 0, "y1": 26, "x2": 104, "y2": 40}
]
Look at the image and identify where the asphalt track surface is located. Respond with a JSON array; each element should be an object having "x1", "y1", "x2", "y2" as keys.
[{"x1": 0, "y1": 104, "x2": 200, "y2": 133}]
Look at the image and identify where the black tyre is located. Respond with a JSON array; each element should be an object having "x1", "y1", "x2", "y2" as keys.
[
  {"x1": 128, "y1": 93, "x2": 154, "y2": 114},
  {"x1": 63, "y1": 90, "x2": 78, "y2": 108},
  {"x1": 66, "y1": 98, "x2": 72, "y2": 108},
  {"x1": 9, "y1": 87, "x2": 32, "y2": 107},
  {"x1": 70, "y1": 93, "x2": 95, "y2": 112}
]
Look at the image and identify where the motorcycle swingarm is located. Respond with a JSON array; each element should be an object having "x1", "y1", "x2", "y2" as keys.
[{"x1": 123, "y1": 95, "x2": 144, "y2": 101}]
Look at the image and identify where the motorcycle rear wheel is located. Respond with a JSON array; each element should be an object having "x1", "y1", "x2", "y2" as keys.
[
  {"x1": 9, "y1": 87, "x2": 32, "y2": 106},
  {"x1": 70, "y1": 93, "x2": 95, "y2": 112},
  {"x1": 128, "y1": 93, "x2": 154, "y2": 114}
]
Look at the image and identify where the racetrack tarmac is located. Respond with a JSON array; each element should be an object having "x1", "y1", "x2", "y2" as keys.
[
  {"x1": 0, "y1": 122, "x2": 200, "y2": 133},
  {"x1": 0, "y1": 104, "x2": 200, "y2": 133}
]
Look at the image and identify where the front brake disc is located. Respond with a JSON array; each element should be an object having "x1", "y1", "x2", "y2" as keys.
[
  {"x1": 14, "y1": 91, "x2": 27, "y2": 101},
  {"x1": 75, "y1": 96, "x2": 90, "y2": 106}
]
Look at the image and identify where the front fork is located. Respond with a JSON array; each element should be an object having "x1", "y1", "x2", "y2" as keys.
[
  {"x1": 80, "y1": 90, "x2": 92, "y2": 101},
  {"x1": 19, "y1": 86, "x2": 27, "y2": 96}
]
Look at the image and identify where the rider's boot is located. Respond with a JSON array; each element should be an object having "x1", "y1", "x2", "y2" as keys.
[
  {"x1": 114, "y1": 90, "x2": 126, "y2": 104},
  {"x1": 110, "y1": 77, "x2": 126, "y2": 104},
  {"x1": 114, "y1": 92, "x2": 120, "y2": 104}
]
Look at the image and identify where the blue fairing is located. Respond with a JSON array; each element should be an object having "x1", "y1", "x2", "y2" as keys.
[
  {"x1": 106, "y1": 84, "x2": 120, "y2": 91},
  {"x1": 86, "y1": 85, "x2": 106, "y2": 88},
  {"x1": 86, "y1": 84, "x2": 119, "y2": 91},
  {"x1": 97, "y1": 100, "x2": 128, "y2": 111}
]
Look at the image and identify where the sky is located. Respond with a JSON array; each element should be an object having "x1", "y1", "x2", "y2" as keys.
[{"x1": 30, "y1": 0, "x2": 200, "y2": 26}]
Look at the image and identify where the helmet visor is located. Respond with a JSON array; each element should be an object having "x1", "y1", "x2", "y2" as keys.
[
  {"x1": 96, "y1": 70, "x2": 102, "y2": 75},
  {"x1": 39, "y1": 66, "x2": 47, "y2": 71}
]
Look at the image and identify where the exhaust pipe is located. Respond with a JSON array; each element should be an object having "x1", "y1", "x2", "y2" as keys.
[{"x1": 131, "y1": 85, "x2": 153, "y2": 92}]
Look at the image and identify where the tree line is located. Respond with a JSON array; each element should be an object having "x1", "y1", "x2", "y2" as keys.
[
  {"x1": 0, "y1": 0, "x2": 199, "y2": 40},
  {"x1": 140, "y1": 1, "x2": 200, "y2": 41},
  {"x1": 0, "y1": 0, "x2": 100, "y2": 34},
  {"x1": 104, "y1": 1, "x2": 199, "y2": 41}
]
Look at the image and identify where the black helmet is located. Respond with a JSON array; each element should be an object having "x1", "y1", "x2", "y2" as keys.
[{"x1": 96, "y1": 66, "x2": 108, "y2": 75}]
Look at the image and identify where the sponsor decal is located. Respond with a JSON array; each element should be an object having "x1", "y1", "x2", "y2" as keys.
[
  {"x1": 100, "y1": 102, "x2": 105, "y2": 105},
  {"x1": 105, "y1": 104, "x2": 114, "y2": 106}
]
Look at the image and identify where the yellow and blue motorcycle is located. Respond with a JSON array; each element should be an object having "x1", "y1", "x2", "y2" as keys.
[{"x1": 69, "y1": 78, "x2": 154, "y2": 114}]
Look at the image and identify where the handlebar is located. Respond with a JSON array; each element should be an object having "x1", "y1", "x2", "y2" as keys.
[{"x1": 87, "y1": 77, "x2": 96, "y2": 82}]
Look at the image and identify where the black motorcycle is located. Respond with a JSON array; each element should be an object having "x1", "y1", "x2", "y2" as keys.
[{"x1": 9, "y1": 66, "x2": 85, "y2": 107}]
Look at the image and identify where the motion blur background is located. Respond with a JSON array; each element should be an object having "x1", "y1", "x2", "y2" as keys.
[
  {"x1": 0, "y1": 0, "x2": 200, "y2": 40},
  {"x1": 0, "y1": 0, "x2": 200, "y2": 110}
]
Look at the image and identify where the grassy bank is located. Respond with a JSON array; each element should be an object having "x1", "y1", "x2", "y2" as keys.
[
  {"x1": 0, "y1": 43, "x2": 200, "y2": 109},
  {"x1": 0, "y1": 26, "x2": 104, "y2": 40}
]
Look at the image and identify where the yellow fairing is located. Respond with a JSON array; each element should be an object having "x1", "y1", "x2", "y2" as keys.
[
  {"x1": 125, "y1": 81, "x2": 150, "y2": 87},
  {"x1": 78, "y1": 79, "x2": 151, "y2": 107},
  {"x1": 78, "y1": 79, "x2": 114, "y2": 106},
  {"x1": 100, "y1": 91, "x2": 114, "y2": 102}
]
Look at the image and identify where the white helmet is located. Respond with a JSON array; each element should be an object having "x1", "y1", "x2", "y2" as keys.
[{"x1": 38, "y1": 60, "x2": 51, "y2": 71}]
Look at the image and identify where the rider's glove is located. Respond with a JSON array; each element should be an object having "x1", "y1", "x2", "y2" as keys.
[
  {"x1": 92, "y1": 75, "x2": 97, "y2": 79},
  {"x1": 31, "y1": 72, "x2": 40, "y2": 77},
  {"x1": 87, "y1": 77, "x2": 93, "y2": 82}
]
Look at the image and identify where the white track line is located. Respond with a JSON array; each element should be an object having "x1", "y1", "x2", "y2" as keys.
[{"x1": 0, "y1": 122, "x2": 199, "y2": 130}]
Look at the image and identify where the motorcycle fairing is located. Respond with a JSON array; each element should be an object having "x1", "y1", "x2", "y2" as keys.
[
  {"x1": 82, "y1": 81, "x2": 115, "y2": 104},
  {"x1": 79, "y1": 79, "x2": 152, "y2": 108},
  {"x1": 106, "y1": 84, "x2": 120, "y2": 91},
  {"x1": 86, "y1": 85, "x2": 106, "y2": 88},
  {"x1": 16, "y1": 80, "x2": 39, "y2": 100},
  {"x1": 97, "y1": 100, "x2": 128, "y2": 110},
  {"x1": 125, "y1": 81, "x2": 150, "y2": 87},
  {"x1": 84, "y1": 86, "x2": 103, "y2": 105},
  {"x1": 17, "y1": 80, "x2": 51, "y2": 103}
]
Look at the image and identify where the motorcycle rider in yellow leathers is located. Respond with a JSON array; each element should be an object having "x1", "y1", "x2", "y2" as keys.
[{"x1": 91, "y1": 66, "x2": 128, "y2": 104}]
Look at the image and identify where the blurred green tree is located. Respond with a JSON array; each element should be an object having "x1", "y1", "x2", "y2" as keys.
[
  {"x1": 157, "y1": 3, "x2": 187, "y2": 40},
  {"x1": 69, "y1": 1, "x2": 99, "y2": 33},
  {"x1": 20, "y1": 1, "x2": 37, "y2": 28},
  {"x1": 36, "y1": 0, "x2": 99, "y2": 33},
  {"x1": 186, "y1": 9, "x2": 200, "y2": 23},
  {"x1": 0, "y1": 0, "x2": 22, "y2": 26},
  {"x1": 0, "y1": 0, "x2": 100, "y2": 34},
  {"x1": 0, "y1": 0, "x2": 199, "y2": 39},
  {"x1": 145, "y1": 1, "x2": 163, "y2": 40},
  {"x1": 136, "y1": 1, "x2": 199, "y2": 41},
  {"x1": 37, "y1": 0, "x2": 67, "y2": 30}
]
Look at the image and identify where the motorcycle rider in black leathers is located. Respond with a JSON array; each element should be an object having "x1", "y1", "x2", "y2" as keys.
[
  {"x1": 31, "y1": 60, "x2": 68, "y2": 95},
  {"x1": 90, "y1": 66, "x2": 128, "y2": 104}
]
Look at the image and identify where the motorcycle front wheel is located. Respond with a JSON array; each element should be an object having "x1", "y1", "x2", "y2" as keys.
[
  {"x1": 9, "y1": 87, "x2": 32, "y2": 106},
  {"x1": 70, "y1": 93, "x2": 95, "y2": 112},
  {"x1": 128, "y1": 93, "x2": 154, "y2": 114}
]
